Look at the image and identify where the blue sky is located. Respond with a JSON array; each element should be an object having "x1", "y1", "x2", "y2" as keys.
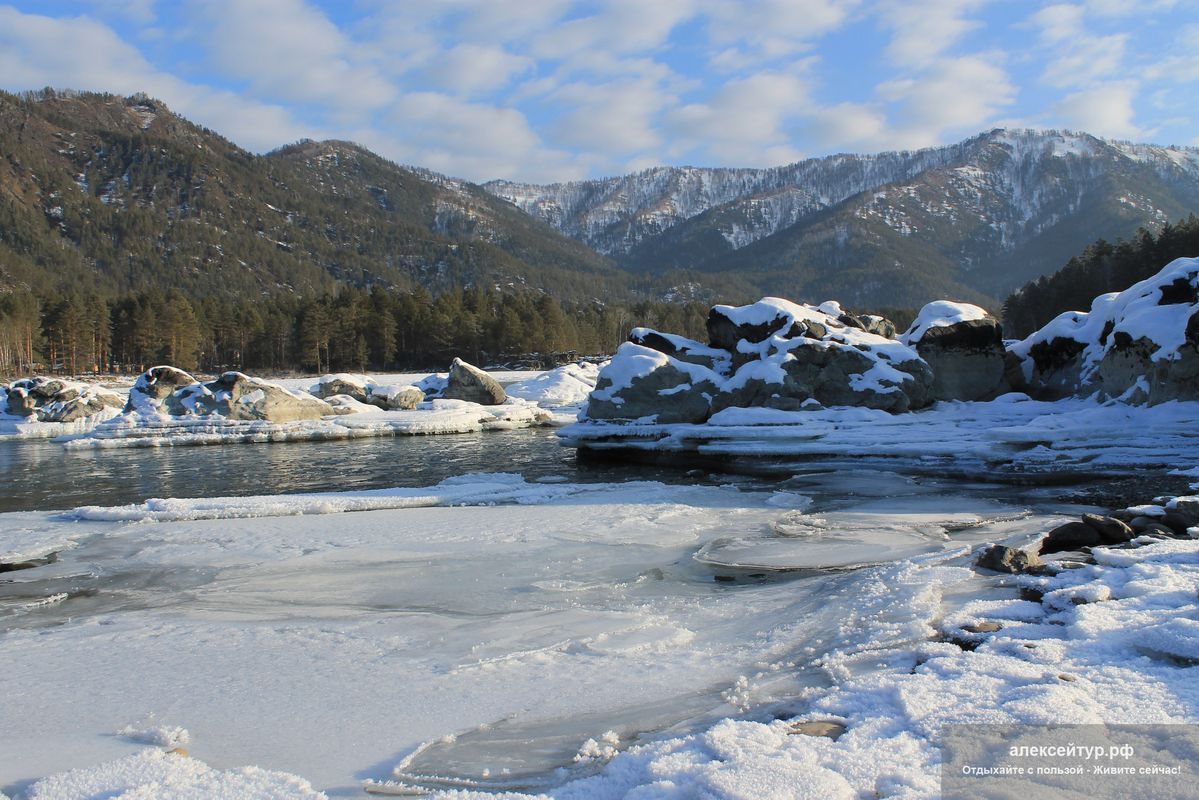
[{"x1": 1, "y1": 1, "x2": 1196, "y2": 183}]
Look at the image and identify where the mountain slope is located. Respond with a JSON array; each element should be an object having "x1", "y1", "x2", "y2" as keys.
[
  {"x1": 0, "y1": 89, "x2": 623, "y2": 301},
  {"x1": 487, "y1": 130, "x2": 1199, "y2": 308}
]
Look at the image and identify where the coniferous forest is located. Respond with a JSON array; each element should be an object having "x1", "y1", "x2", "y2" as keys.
[
  {"x1": 1002, "y1": 215, "x2": 1199, "y2": 337},
  {"x1": 0, "y1": 285, "x2": 711, "y2": 377}
]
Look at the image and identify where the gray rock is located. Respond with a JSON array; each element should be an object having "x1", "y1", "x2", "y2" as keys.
[
  {"x1": 1160, "y1": 511, "x2": 1198, "y2": 536},
  {"x1": 374, "y1": 386, "x2": 424, "y2": 410},
  {"x1": 5, "y1": 386, "x2": 35, "y2": 417},
  {"x1": 787, "y1": 721, "x2": 846, "y2": 740},
  {"x1": 1094, "y1": 322, "x2": 1199, "y2": 403},
  {"x1": 1021, "y1": 337, "x2": 1087, "y2": 400},
  {"x1": 205, "y1": 371, "x2": 333, "y2": 422},
  {"x1": 127, "y1": 366, "x2": 200, "y2": 410},
  {"x1": 859, "y1": 315, "x2": 897, "y2": 339},
  {"x1": 706, "y1": 305, "x2": 801, "y2": 351},
  {"x1": 911, "y1": 317, "x2": 1006, "y2": 402},
  {"x1": 785, "y1": 345, "x2": 932, "y2": 413},
  {"x1": 1040, "y1": 521, "x2": 1102, "y2": 554},
  {"x1": 313, "y1": 377, "x2": 372, "y2": 404},
  {"x1": 629, "y1": 328, "x2": 732, "y2": 374},
  {"x1": 6, "y1": 377, "x2": 122, "y2": 422},
  {"x1": 1080, "y1": 513, "x2": 1134, "y2": 544},
  {"x1": 585, "y1": 350, "x2": 719, "y2": 424},
  {"x1": 976, "y1": 544, "x2": 1042, "y2": 573},
  {"x1": 441, "y1": 358, "x2": 506, "y2": 405}
]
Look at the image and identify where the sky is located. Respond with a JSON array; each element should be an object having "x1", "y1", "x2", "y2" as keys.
[{"x1": 0, "y1": 1, "x2": 1197, "y2": 184}]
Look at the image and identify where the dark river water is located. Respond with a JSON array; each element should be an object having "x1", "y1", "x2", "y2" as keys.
[{"x1": 0, "y1": 430, "x2": 717, "y2": 513}]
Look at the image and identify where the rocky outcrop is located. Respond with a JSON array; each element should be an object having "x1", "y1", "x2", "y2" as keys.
[
  {"x1": 585, "y1": 344, "x2": 721, "y2": 423},
  {"x1": 312, "y1": 374, "x2": 424, "y2": 410},
  {"x1": 1009, "y1": 257, "x2": 1199, "y2": 403},
  {"x1": 126, "y1": 367, "x2": 334, "y2": 421},
  {"x1": 902, "y1": 302, "x2": 1006, "y2": 402},
  {"x1": 441, "y1": 358, "x2": 506, "y2": 405},
  {"x1": 4, "y1": 376, "x2": 123, "y2": 423},
  {"x1": 585, "y1": 297, "x2": 934, "y2": 423},
  {"x1": 860, "y1": 315, "x2": 898, "y2": 339}
]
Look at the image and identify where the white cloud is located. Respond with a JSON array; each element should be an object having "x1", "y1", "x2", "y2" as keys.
[
  {"x1": 0, "y1": 6, "x2": 317, "y2": 151},
  {"x1": 665, "y1": 72, "x2": 808, "y2": 165},
  {"x1": 1050, "y1": 81, "x2": 1144, "y2": 138},
  {"x1": 1040, "y1": 33, "x2": 1128, "y2": 88},
  {"x1": 1029, "y1": 3, "x2": 1084, "y2": 43},
  {"x1": 380, "y1": 92, "x2": 577, "y2": 182},
  {"x1": 877, "y1": 55, "x2": 1016, "y2": 148},
  {"x1": 549, "y1": 78, "x2": 671, "y2": 155},
  {"x1": 428, "y1": 44, "x2": 535, "y2": 96},
  {"x1": 877, "y1": 0, "x2": 986, "y2": 69},
  {"x1": 801, "y1": 101, "x2": 889, "y2": 150},
  {"x1": 528, "y1": 0, "x2": 694, "y2": 65},
  {"x1": 191, "y1": 0, "x2": 396, "y2": 115}
]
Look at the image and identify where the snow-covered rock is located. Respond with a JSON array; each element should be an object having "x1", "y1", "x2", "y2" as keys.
[
  {"x1": 442, "y1": 358, "x2": 506, "y2": 405},
  {"x1": 4, "y1": 376, "x2": 124, "y2": 423},
  {"x1": 310, "y1": 373, "x2": 423, "y2": 410},
  {"x1": 902, "y1": 301, "x2": 1006, "y2": 402},
  {"x1": 584, "y1": 297, "x2": 933, "y2": 423},
  {"x1": 1010, "y1": 256, "x2": 1199, "y2": 403},
  {"x1": 586, "y1": 343, "x2": 723, "y2": 424},
  {"x1": 127, "y1": 367, "x2": 333, "y2": 422}
]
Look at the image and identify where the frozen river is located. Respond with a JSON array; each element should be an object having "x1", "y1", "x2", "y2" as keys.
[{"x1": 0, "y1": 428, "x2": 1115, "y2": 797}]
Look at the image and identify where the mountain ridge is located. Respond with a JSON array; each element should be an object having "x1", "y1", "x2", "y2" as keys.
[{"x1": 486, "y1": 129, "x2": 1199, "y2": 307}]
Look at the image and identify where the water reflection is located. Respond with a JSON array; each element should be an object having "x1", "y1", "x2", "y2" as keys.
[{"x1": 0, "y1": 431, "x2": 703, "y2": 513}]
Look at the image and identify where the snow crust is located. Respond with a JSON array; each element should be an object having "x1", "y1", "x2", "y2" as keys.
[
  {"x1": 568, "y1": 396, "x2": 1199, "y2": 478},
  {"x1": 504, "y1": 362, "x2": 602, "y2": 411},
  {"x1": 62, "y1": 398, "x2": 554, "y2": 448},
  {"x1": 900, "y1": 301, "x2": 990, "y2": 344},
  {"x1": 22, "y1": 749, "x2": 326, "y2": 800},
  {"x1": 433, "y1": 534, "x2": 1199, "y2": 799}
]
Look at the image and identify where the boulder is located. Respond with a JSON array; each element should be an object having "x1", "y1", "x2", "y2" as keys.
[
  {"x1": 1040, "y1": 521, "x2": 1102, "y2": 554},
  {"x1": 127, "y1": 366, "x2": 200, "y2": 411},
  {"x1": 370, "y1": 385, "x2": 424, "y2": 410},
  {"x1": 312, "y1": 375, "x2": 372, "y2": 404},
  {"x1": 585, "y1": 343, "x2": 720, "y2": 424},
  {"x1": 6, "y1": 376, "x2": 123, "y2": 422},
  {"x1": 1080, "y1": 513, "x2": 1134, "y2": 544},
  {"x1": 902, "y1": 302, "x2": 1005, "y2": 402},
  {"x1": 442, "y1": 358, "x2": 506, "y2": 405},
  {"x1": 706, "y1": 302, "x2": 803, "y2": 351},
  {"x1": 205, "y1": 371, "x2": 333, "y2": 422},
  {"x1": 628, "y1": 327, "x2": 732, "y2": 374},
  {"x1": 859, "y1": 315, "x2": 897, "y2": 339},
  {"x1": 976, "y1": 544, "x2": 1042, "y2": 573}
]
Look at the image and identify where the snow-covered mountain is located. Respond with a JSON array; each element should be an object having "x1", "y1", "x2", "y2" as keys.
[{"x1": 487, "y1": 130, "x2": 1199, "y2": 307}]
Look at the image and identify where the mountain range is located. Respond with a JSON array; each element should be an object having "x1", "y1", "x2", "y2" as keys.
[
  {"x1": 3, "y1": 89, "x2": 1199, "y2": 312},
  {"x1": 488, "y1": 130, "x2": 1199, "y2": 308}
]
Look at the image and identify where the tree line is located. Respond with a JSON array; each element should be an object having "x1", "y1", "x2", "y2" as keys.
[
  {"x1": 0, "y1": 285, "x2": 710, "y2": 379},
  {"x1": 1003, "y1": 215, "x2": 1199, "y2": 338}
]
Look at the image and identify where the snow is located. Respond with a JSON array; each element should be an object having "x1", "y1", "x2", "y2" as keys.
[
  {"x1": 900, "y1": 301, "x2": 990, "y2": 344},
  {"x1": 63, "y1": 396, "x2": 556, "y2": 448},
  {"x1": 1, "y1": 472, "x2": 1079, "y2": 798},
  {"x1": 21, "y1": 749, "x2": 326, "y2": 800},
  {"x1": 504, "y1": 362, "x2": 602, "y2": 410},
  {"x1": 431, "y1": 531, "x2": 1199, "y2": 800},
  {"x1": 567, "y1": 396, "x2": 1199, "y2": 479}
]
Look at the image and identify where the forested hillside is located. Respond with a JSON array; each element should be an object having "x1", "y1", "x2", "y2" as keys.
[{"x1": 1002, "y1": 216, "x2": 1199, "y2": 337}]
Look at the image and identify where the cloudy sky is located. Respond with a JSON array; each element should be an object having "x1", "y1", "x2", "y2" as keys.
[{"x1": 1, "y1": 1, "x2": 1196, "y2": 183}]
